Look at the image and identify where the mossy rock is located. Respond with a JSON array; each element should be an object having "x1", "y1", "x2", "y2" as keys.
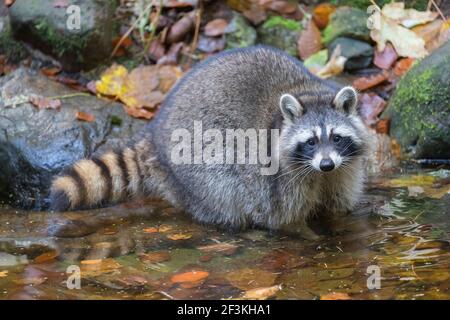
[
  {"x1": 330, "y1": 0, "x2": 428, "y2": 10},
  {"x1": 224, "y1": 12, "x2": 257, "y2": 50},
  {"x1": 383, "y1": 41, "x2": 450, "y2": 159},
  {"x1": 322, "y1": 6, "x2": 370, "y2": 45},
  {"x1": 8, "y1": 0, "x2": 119, "y2": 71},
  {"x1": 257, "y1": 16, "x2": 301, "y2": 56}
]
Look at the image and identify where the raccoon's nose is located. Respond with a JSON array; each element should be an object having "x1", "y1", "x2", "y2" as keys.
[{"x1": 319, "y1": 159, "x2": 335, "y2": 172}]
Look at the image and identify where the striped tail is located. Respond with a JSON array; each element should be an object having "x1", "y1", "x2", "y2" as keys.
[{"x1": 49, "y1": 139, "x2": 149, "y2": 211}]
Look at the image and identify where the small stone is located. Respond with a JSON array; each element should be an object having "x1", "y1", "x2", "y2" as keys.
[
  {"x1": 257, "y1": 16, "x2": 301, "y2": 56},
  {"x1": 328, "y1": 37, "x2": 374, "y2": 70},
  {"x1": 322, "y1": 7, "x2": 370, "y2": 45}
]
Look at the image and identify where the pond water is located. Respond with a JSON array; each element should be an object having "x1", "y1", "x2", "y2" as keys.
[{"x1": 0, "y1": 168, "x2": 449, "y2": 300}]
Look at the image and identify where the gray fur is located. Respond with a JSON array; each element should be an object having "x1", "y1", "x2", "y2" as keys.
[{"x1": 137, "y1": 46, "x2": 370, "y2": 239}]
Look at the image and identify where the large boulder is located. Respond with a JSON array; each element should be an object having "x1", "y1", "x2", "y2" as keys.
[
  {"x1": 322, "y1": 7, "x2": 370, "y2": 45},
  {"x1": 257, "y1": 16, "x2": 301, "y2": 56},
  {"x1": 384, "y1": 41, "x2": 450, "y2": 159},
  {"x1": 8, "y1": 0, "x2": 119, "y2": 71},
  {"x1": 0, "y1": 68, "x2": 146, "y2": 209}
]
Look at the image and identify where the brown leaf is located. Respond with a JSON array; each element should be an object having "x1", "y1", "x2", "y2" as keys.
[
  {"x1": 40, "y1": 66, "x2": 62, "y2": 77},
  {"x1": 359, "y1": 93, "x2": 387, "y2": 126},
  {"x1": 29, "y1": 95, "x2": 62, "y2": 110},
  {"x1": 197, "y1": 242, "x2": 238, "y2": 256},
  {"x1": 33, "y1": 250, "x2": 59, "y2": 264},
  {"x1": 166, "y1": 11, "x2": 196, "y2": 44},
  {"x1": 373, "y1": 43, "x2": 398, "y2": 69},
  {"x1": 124, "y1": 106, "x2": 154, "y2": 120},
  {"x1": 170, "y1": 270, "x2": 209, "y2": 283},
  {"x1": 376, "y1": 118, "x2": 390, "y2": 134},
  {"x1": 243, "y1": 8, "x2": 267, "y2": 25},
  {"x1": 393, "y1": 58, "x2": 415, "y2": 77},
  {"x1": 75, "y1": 111, "x2": 95, "y2": 122},
  {"x1": 148, "y1": 40, "x2": 166, "y2": 62},
  {"x1": 139, "y1": 251, "x2": 171, "y2": 264},
  {"x1": 320, "y1": 292, "x2": 351, "y2": 300},
  {"x1": 143, "y1": 227, "x2": 159, "y2": 233},
  {"x1": 297, "y1": 19, "x2": 322, "y2": 60},
  {"x1": 80, "y1": 258, "x2": 121, "y2": 277},
  {"x1": 204, "y1": 18, "x2": 228, "y2": 37},
  {"x1": 157, "y1": 42, "x2": 184, "y2": 66},
  {"x1": 242, "y1": 285, "x2": 281, "y2": 300},
  {"x1": 313, "y1": 3, "x2": 336, "y2": 29},
  {"x1": 265, "y1": 1, "x2": 297, "y2": 15},
  {"x1": 352, "y1": 70, "x2": 389, "y2": 91}
]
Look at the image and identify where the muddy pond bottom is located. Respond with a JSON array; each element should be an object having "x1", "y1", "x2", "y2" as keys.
[{"x1": 0, "y1": 169, "x2": 449, "y2": 300}]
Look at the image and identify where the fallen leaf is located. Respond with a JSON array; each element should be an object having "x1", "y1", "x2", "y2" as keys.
[
  {"x1": 313, "y1": 3, "x2": 336, "y2": 29},
  {"x1": 373, "y1": 43, "x2": 398, "y2": 69},
  {"x1": 148, "y1": 40, "x2": 166, "y2": 62},
  {"x1": 297, "y1": 19, "x2": 322, "y2": 60},
  {"x1": 167, "y1": 232, "x2": 193, "y2": 240},
  {"x1": 197, "y1": 242, "x2": 238, "y2": 256},
  {"x1": 225, "y1": 268, "x2": 277, "y2": 290},
  {"x1": 426, "y1": 19, "x2": 450, "y2": 52},
  {"x1": 242, "y1": 285, "x2": 281, "y2": 300},
  {"x1": 381, "y1": 2, "x2": 438, "y2": 28},
  {"x1": 0, "y1": 270, "x2": 8, "y2": 277},
  {"x1": 359, "y1": 93, "x2": 387, "y2": 126},
  {"x1": 75, "y1": 111, "x2": 95, "y2": 122},
  {"x1": 34, "y1": 251, "x2": 59, "y2": 264},
  {"x1": 320, "y1": 292, "x2": 351, "y2": 300},
  {"x1": 393, "y1": 58, "x2": 415, "y2": 77},
  {"x1": 265, "y1": 1, "x2": 297, "y2": 15},
  {"x1": 157, "y1": 42, "x2": 184, "y2": 65},
  {"x1": 29, "y1": 95, "x2": 62, "y2": 110},
  {"x1": 95, "y1": 64, "x2": 128, "y2": 98},
  {"x1": 304, "y1": 49, "x2": 328, "y2": 74},
  {"x1": 204, "y1": 18, "x2": 229, "y2": 37},
  {"x1": 166, "y1": 11, "x2": 196, "y2": 44},
  {"x1": 40, "y1": 66, "x2": 62, "y2": 76},
  {"x1": 352, "y1": 70, "x2": 389, "y2": 91},
  {"x1": 370, "y1": 5, "x2": 429, "y2": 58},
  {"x1": 80, "y1": 258, "x2": 121, "y2": 277},
  {"x1": 111, "y1": 36, "x2": 133, "y2": 57},
  {"x1": 170, "y1": 270, "x2": 209, "y2": 283},
  {"x1": 124, "y1": 106, "x2": 154, "y2": 120},
  {"x1": 139, "y1": 251, "x2": 171, "y2": 264},
  {"x1": 375, "y1": 118, "x2": 390, "y2": 134},
  {"x1": 158, "y1": 224, "x2": 173, "y2": 232},
  {"x1": 143, "y1": 227, "x2": 159, "y2": 233},
  {"x1": 315, "y1": 46, "x2": 346, "y2": 79}
]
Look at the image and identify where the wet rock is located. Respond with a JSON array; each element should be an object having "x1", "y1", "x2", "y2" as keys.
[
  {"x1": 8, "y1": 0, "x2": 119, "y2": 71},
  {"x1": 224, "y1": 12, "x2": 257, "y2": 50},
  {"x1": 257, "y1": 16, "x2": 301, "y2": 56},
  {"x1": 0, "y1": 1, "x2": 28, "y2": 62},
  {"x1": 322, "y1": 7, "x2": 370, "y2": 45},
  {"x1": 0, "y1": 67, "x2": 146, "y2": 209},
  {"x1": 328, "y1": 37, "x2": 373, "y2": 71},
  {"x1": 383, "y1": 41, "x2": 450, "y2": 159}
]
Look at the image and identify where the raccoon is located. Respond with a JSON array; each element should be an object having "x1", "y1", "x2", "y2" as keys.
[{"x1": 50, "y1": 46, "x2": 370, "y2": 240}]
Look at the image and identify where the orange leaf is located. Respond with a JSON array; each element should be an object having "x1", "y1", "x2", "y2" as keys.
[
  {"x1": 170, "y1": 270, "x2": 209, "y2": 283},
  {"x1": 313, "y1": 3, "x2": 336, "y2": 29},
  {"x1": 320, "y1": 292, "x2": 351, "y2": 300},
  {"x1": 393, "y1": 58, "x2": 415, "y2": 77},
  {"x1": 124, "y1": 106, "x2": 154, "y2": 120},
  {"x1": 167, "y1": 233, "x2": 192, "y2": 240},
  {"x1": 140, "y1": 251, "x2": 171, "y2": 264},
  {"x1": 75, "y1": 111, "x2": 95, "y2": 122},
  {"x1": 34, "y1": 251, "x2": 59, "y2": 264},
  {"x1": 352, "y1": 71, "x2": 389, "y2": 91},
  {"x1": 143, "y1": 227, "x2": 159, "y2": 233}
]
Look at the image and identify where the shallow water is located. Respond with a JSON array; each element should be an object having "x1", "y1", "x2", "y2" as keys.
[{"x1": 0, "y1": 169, "x2": 449, "y2": 300}]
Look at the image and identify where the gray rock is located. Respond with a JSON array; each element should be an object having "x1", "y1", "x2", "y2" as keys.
[
  {"x1": 0, "y1": 67, "x2": 146, "y2": 209},
  {"x1": 0, "y1": 1, "x2": 28, "y2": 62},
  {"x1": 8, "y1": 0, "x2": 119, "y2": 71},
  {"x1": 328, "y1": 37, "x2": 374, "y2": 71},
  {"x1": 383, "y1": 41, "x2": 450, "y2": 159},
  {"x1": 257, "y1": 16, "x2": 301, "y2": 56},
  {"x1": 322, "y1": 7, "x2": 370, "y2": 45},
  {"x1": 224, "y1": 12, "x2": 257, "y2": 50}
]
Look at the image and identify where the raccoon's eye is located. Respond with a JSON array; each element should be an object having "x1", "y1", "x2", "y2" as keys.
[
  {"x1": 333, "y1": 135, "x2": 342, "y2": 143},
  {"x1": 307, "y1": 138, "x2": 316, "y2": 146}
]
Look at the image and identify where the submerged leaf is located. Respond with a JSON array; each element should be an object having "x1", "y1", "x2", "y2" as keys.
[
  {"x1": 242, "y1": 285, "x2": 282, "y2": 300},
  {"x1": 170, "y1": 270, "x2": 209, "y2": 283}
]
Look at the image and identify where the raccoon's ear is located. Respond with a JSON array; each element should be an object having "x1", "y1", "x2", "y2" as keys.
[
  {"x1": 333, "y1": 86, "x2": 358, "y2": 115},
  {"x1": 280, "y1": 94, "x2": 303, "y2": 122}
]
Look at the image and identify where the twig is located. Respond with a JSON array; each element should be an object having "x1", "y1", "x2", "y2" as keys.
[
  {"x1": 111, "y1": 1, "x2": 154, "y2": 58},
  {"x1": 430, "y1": 0, "x2": 447, "y2": 21}
]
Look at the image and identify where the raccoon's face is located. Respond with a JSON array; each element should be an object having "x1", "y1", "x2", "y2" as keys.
[{"x1": 279, "y1": 86, "x2": 366, "y2": 173}]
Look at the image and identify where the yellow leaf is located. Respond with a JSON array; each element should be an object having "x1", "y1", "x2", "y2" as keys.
[
  {"x1": 381, "y1": 2, "x2": 438, "y2": 28},
  {"x1": 167, "y1": 233, "x2": 193, "y2": 240},
  {"x1": 0, "y1": 270, "x2": 8, "y2": 277},
  {"x1": 315, "y1": 45, "x2": 346, "y2": 79},
  {"x1": 95, "y1": 64, "x2": 128, "y2": 98},
  {"x1": 320, "y1": 292, "x2": 351, "y2": 300}
]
